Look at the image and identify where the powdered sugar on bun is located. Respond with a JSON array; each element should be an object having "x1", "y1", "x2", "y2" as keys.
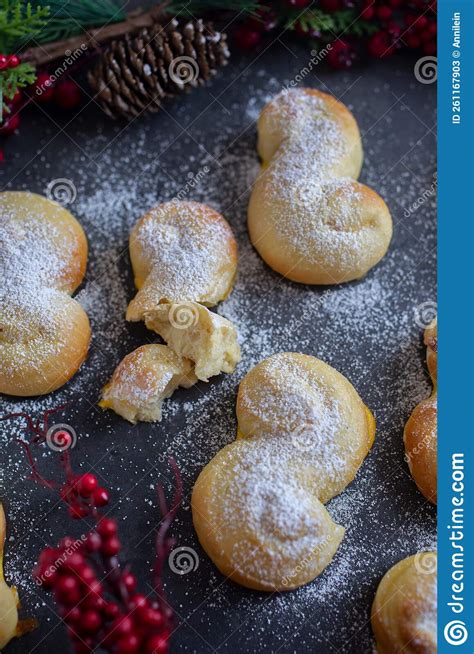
[
  {"x1": 0, "y1": 192, "x2": 90, "y2": 396},
  {"x1": 248, "y1": 88, "x2": 392, "y2": 284},
  {"x1": 192, "y1": 352, "x2": 375, "y2": 591}
]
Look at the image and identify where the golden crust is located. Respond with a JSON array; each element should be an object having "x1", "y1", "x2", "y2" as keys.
[
  {"x1": 127, "y1": 201, "x2": 238, "y2": 321},
  {"x1": 371, "y1": 552, "x2": 437, "y2": 654},
  {"x1": 0, "y1": 192, "x2": 91, "y2": 396},
  {"x1": 404, "y1": 317, "x2": 437, "y2": 503},
  {"x1": 100, "y1": 344, "x2": 197, "y2": 423},
  {"x1": 192, "y1": 352, "x2": 375, "y2": 591},
  {"x1": 248, "y1": 88, "x2": 392, "y2": 285},
  {"x1": 0, "y1": 504, "x2": 19, "y2": 650}
]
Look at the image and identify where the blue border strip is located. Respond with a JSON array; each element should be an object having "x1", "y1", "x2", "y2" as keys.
[{"x1": 438, "y1": 1, "x2": 474, "y2": 651}]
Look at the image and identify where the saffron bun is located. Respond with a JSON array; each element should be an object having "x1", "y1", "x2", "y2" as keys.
[
  {"x1": 371, "y1": 552, "x2": 437, "y2": 654},
  {"x1": 142, "y1": 302, "x2": 241, "y2": 382},
  {"x1": 0, "y1": 191, "x2": 91, "y2": 396},
  {"x1": 192, "y1": 352, "x2": 375, "y2": 591},
  {"x1": 404, "y1": 317, "x2": 437, "y2": 503},
  {"x1": 248, "y1": 88, "x2": 392, "y2": 284},
  {"x1": 126, "y1": 201, "x2": 238, "y2": 320},
  {"x1": 0, "y1": 504, "x2": 21, "y2": 649},
  {"x1": 100, "y1": 344, "x2": 197, "y2": 424},
  {"x1": 102, "y1": 201, "x2": 241, "y2": 422}
]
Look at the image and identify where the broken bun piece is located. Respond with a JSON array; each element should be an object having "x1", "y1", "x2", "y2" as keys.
[
  {"x1": 101, "y1": 202, "x2": 241, "y2": 422},
  {"x1": 99, "y1": 345, "x2": 196, "y2": 424},
  {"x1": 248, "y1": 88, "x2": 392, "y2": 284},
  {"x1": 142, "y1": 302, "x2": 240, "y2": 382}
]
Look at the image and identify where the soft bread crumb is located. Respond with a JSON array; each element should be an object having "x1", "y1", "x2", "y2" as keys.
[
  {"x1": 144, "y1": 302, "x2": 241, "y2": 382},
  {"x1": 99, "y1": 344, "x2": 197, "y2": 423}
]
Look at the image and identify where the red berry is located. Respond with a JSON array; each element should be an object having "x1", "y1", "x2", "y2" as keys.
[
  {"x1": 77, "y1": 565, "x2": 96, "y2": 584},
  {"x1": 84, "y1": 531, "x2": 101, "y2": 552},
  {"x1": 136, "y1": 607, "x2": 163, "y2": 628},
  {"x1": 361, "y1": 6, "x2": 374, "y2": 19},
  {"x1": 104, "y1": 602, "x2": 121, "y2": 620},
  {"x1": 54, "y1": 576, "x2": 81, "y2": 605},
  {"x1": 327, "y1": 40, "x2": 357, "y2": 69},
  {"x1": 63, "y1": 607, "x2": 81, "y2": 624},
  {"x1": 101, "y1": 535, "x2": 121, "y2": 557},
  {"x1": 82, "y1": 609, "x2": 102, "y2": 633},
  {"x1": 368, "y1": 31, "x2": 393, "y2": 58},
  {"x1": 145, "y1": 635, "x2": 168, "y2": 654},
  {"x1": 116, "y1": 634, "x2": 140, "y2": 654},
  {"x1": 0, "y1": 113, "x2": 20, "y2": 136},
  {"x1": 415, "y1": 15, "x2": 428, "y2": 30},
  {"x1": 63, "y1": 552, "x2": 86, "y2": 570},
  {"x1": 33, "y1": 72, "x2": 55, "y2": 102},
  {"x1": 55, "y1": 78, "x2": 83, "y2": 110},
  {"x1": 69, "y1": 504, "x2": 88, "y2": 519},
  {"x1": 286, "y1": 0, "x2": 310, "y2": 6},
  {"x1": 59, "y1": 537, "x2": 76, "y2": 551},
  {"x1": 77, "y1": 473, "x2": 98, "y2": 497},
  {"x1": 233, "y1": 25, "x2": 262, "y2": 50},
  {"x1": 377, "y1": 6, "x2": 392, "y2": 21},
  {"x1": 128, "y1": 594, "x2": 148, "y2": 612},
  {"x1": 423, "y1": 41, "x2": 436, "y2": 55},
  {"x1": 97, "y1": 518, "x2": 117, "y2": 538},
  {"x1": 320, "y1": 0, "x2": 341, "y2": 9},
  {"x1": 110, "y1": 615, "x2": 134, "y2": 638},
  {"x1": 93, "y1": 487, "x2": 110, "y2": 506},
  {"x1": 7, "y1": 55, "x2": 20, "y2": 68},
  {"x1": 122, "y1": 572, "x2": 137, "y2": 593},
  {"x1": 406, "y1": 33, "x2": 422, "y2": 48},
  {"x1": 0, "y1": 55, "x2": 8, "y2": 70}
]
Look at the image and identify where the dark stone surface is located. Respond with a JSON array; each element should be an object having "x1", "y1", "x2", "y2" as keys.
[{"x1": 1, "y1": 34, "x2": 436, "y2": 654}]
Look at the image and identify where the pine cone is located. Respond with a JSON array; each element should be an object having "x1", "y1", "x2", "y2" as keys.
[{"x1": 88, "y1": 17, "x2": 230, "y2": 120}]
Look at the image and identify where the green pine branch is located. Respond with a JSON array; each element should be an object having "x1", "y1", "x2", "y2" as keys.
[
  {"x1": 26, "y1": 0, "x2": 126, "y2": 45},
  {"x1": 287, "y1": 8, "x2": 378, "y2": 39},
  {"x1": 0, "y1": 0, "x2": 50, "y2": 52},
  {"x1": 0, "y1": 61, "x2": 35, "y2": 120},
  {"x1": 167, "y1": 0, "x2": 260, "y2": 15}
]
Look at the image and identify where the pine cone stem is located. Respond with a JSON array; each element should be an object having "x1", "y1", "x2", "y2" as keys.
[{"x1": 21, "y1": 3, "x2": 170, "y2": 68}]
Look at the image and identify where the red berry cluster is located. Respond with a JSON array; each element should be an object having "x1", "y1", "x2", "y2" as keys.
[
  {"x1": 34, "y1": 517, "x2": 170, "y2": 654},
  {"x1": 232, "y1": 0, "x2": 437, "y2": 67},
  {"x1": 61, "y1": 472, "x2": 110, "y2": 520},
  {"x1": 33, "y1": 73, "x2": 83, "y2": 110},
  {"x1": 0, "y1": 53, "x2": 21, "y2": 70},
  {"x1": 33, "y1": 471, "x2": 175, "y2": 654}
]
